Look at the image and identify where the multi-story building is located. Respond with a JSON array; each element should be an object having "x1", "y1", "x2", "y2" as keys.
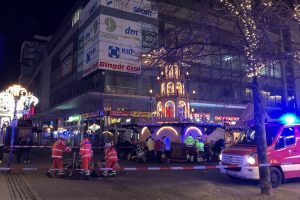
[{"x1": 19, "y1": 0, "x2": 300, "y2": 138}]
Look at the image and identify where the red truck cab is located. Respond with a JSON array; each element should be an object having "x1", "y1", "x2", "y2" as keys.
[{"x1": 219, "y1": 122, "x2": 300, "y2": 187}]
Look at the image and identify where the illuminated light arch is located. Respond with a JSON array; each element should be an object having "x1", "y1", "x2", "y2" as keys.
[
  {"x1": 176, "y1": 82, "x2": 183, "y2": 94},
  {"x1": 156, "y1": 126, "x2": 178, "y2": 136},
  {"x1": 141, "y1": 127, "x2": 150, "y2": 135},
  {"x1": 167, "y1": 82, "x2": 174, "y2": 95},
  {"x1": 161, "y1": 83, "x2": 165, "y2": 94},
  {"x1": 174, "y1": 65, "x2": 179, "y2": 78},
  {"x1": 178, "y1": 101, "x2": 187, "y2": 118},
  {"x1": 185, "y1": 126, "x2": 203, "y2": 137},
  {"x1": 157, "y1": 102, "x2": 163, "y2": 114},
  {"x1": 165, "y1": 101, "x2": 175, "y2": 118}
]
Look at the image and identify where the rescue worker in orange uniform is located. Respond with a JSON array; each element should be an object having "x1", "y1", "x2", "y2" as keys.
[
  {"x1": 103, "y1": 142, "x2": 118, "y2": 177},
  {"x1": 47, "y1": 138, "x2": 71, "y2": 177},
  {"x1": 79, "y1": 136, "x2": 92, "y2": 177}
]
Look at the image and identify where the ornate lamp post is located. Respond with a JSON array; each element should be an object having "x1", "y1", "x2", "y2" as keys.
[{"x1": 4, "y1": 85, "x2": 38, "y2": 168}]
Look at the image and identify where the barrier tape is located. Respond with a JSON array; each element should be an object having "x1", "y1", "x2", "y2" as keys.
[
  {"x1": 9, "y1": 145, "x2": 136, "y2": 149},
  {"x1": 0, "y1": 163, "x2": 296, "y2": 173}
]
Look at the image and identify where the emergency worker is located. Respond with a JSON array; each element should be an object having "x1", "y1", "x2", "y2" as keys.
[
  {"x1": 47, "y1": 138, "x2": 71, "y2": 177},
  {"x1": 184, "y1": 134, "x2": 195, "y2": 162},
  {"x1": 103, "y1": 142, "x2": 118, "y2": 177},
  {"x1": 79, "y1": 136, "x2": 92, "y2": 177},
  {"x1": 195, "y1": 136, "x2": 205, "y2": 163}
]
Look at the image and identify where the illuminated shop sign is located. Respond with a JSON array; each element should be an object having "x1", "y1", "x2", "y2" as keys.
[
  {"x1": 68, "y1": 115, "x2": 81, "y2": 122},
  {"x1": 192, "y1": 113, "x2": 210, "y2": 119},
  {"x1": 110, "y1": 110, "x2": 151, "y2": 118},
  {"x1": 100, "y1": 0, "x2": 158, "y2": 19},
  {"x1": 81, "y1": 111, "x2": 99, "y2": 119},
  {"x1": 214, "y1": 116, "x2": 240, "y2": 121}
]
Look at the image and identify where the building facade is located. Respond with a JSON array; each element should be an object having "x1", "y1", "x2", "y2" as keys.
[{"x1": 19, "y1": 0, "x2": 300, "y2": 139}]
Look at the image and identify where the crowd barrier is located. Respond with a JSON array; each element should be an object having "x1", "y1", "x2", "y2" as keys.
[{"x1": 0, "y1": 163, "x2": 294, "y2": 173}]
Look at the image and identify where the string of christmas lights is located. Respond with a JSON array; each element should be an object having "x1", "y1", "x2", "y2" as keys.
[
  {"x1": 294, "y1": 4, "x2": 300, "y2": 23},
  {"x1": 221, "y1": 0, "x2": 264, "y2": 77}
]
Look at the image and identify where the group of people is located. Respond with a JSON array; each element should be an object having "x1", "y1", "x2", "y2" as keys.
[
  {"x1": 46, "y1": 136, "x2": 118, "y2": 178},
  {"x1": 184, "y1": 134, "x2": 225, "y2": 163},
  {"x1": 184, "y1": 134, "x2": 205, "y2": 163},
  {"x1": 16, "y1": 135, "x2": 33, "y2": 163},
  {"x1": 144, "y1": 136, "x2": 172, "y2": 163}
]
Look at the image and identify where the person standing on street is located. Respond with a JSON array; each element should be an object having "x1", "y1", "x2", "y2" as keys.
[
  {"x1": 162, "y1": 136, "x2": 172, "y2": 163},
  {"x1": 24, "y1": 135, "x2": 33, "y2": 163},
  {"x1": 195, "y1": 136, "x2": 205, "y2": 163},
  {"x1": 103, "y1": 142, "x2": 118, "y2": 177},
  {"x1": 16, "y1": 137, "x2": 25, "y2": 163},
  {"x1": 47, "y1": 138, "x2": 71, "y2": 178},
  {"x1": 184, "y1": 134, "x2": 195, "y2": 162},
  {"x1": 155, "y1": 138, "x2": 164, "y2": 163},
  {"x1": 79, "y1": 136, "x2": 92, "y2": 178},
  {"x1": 0, "y1": 130, "x2": 4, "y2": 165},
  {"x1": 146, "y1": 136, "x2": 155, "y2": 162}
]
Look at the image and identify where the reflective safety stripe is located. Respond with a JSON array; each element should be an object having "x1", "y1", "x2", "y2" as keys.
[
  {"x1": 52, "y1": 156, "x2": 62, "y2": 158},
  {"x1": 282, "y1": 164, "x2": 300, "y2": 172},
  {"x1": 52, "y1": 149, "x2": 63, "y2": 152},
  {"x1": 81, "y1": 155, "x2": 92, "y2": 158},
  {"x1": 109, "y1": 156, "x2": 118, "y2": 159}
]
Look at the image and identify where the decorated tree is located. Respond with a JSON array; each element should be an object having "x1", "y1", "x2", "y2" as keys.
[{"x1": 140, "y1": 0, "x2": 300, "y2": 195}]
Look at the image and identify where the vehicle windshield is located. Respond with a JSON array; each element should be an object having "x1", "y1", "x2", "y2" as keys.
[{"x1": 236, "y1": 124, "x2": 281, "y2": 146}]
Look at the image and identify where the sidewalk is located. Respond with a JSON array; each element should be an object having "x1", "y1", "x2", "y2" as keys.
[
  {"x1": 0, "y1": 172, "x2": 42, "y2": 200},
  {"x1": 0, "y1": 173, "x2": 11, "y2": 200}
]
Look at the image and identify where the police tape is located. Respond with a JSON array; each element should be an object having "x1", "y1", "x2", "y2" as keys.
[
  {"x1": 0, "y1": 163, "x2": 294, "y2": 172},
  {"x1": 9, "y1": 145, "x2": 135, "y2": 149}
]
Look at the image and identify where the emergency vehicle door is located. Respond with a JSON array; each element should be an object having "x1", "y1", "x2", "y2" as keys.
[{"x1": 274, "y1": 126, "x2": 300, "y2": 178}]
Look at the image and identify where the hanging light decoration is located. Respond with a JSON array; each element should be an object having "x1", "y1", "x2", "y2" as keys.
[
  {"x1": 221, "y1": 0, "x2": 261, "y2": 77},
  {"x1": 294, "y1": 5, "x2": 300, "y2": 23},
  {"x1": 262, "y1": 0, "x2": 273, "y2": 7}
]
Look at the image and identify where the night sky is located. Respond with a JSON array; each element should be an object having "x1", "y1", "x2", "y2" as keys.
[{"x1": 0, "y1": 0, "x2": 77, "y2": 89}]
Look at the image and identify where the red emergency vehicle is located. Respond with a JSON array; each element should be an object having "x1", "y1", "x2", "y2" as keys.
[{"x1": 219, "y1": 121, "x2": 300, "y2": 187}]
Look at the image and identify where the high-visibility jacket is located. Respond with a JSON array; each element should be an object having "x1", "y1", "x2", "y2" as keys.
[
  {"x1": 184, "y1": 135, "x2": 195, "y2": 147},
  {"x1": 195, "y1": 140, "x2": 204, "y2": 151},
  {"x1": 105, "y1": 148, "x2": 118, "y2": 161},
  {"x1": 51, "y1": 141, "x2": 71, "y2": 158},
  {"x1": 79, "y1": 138, "x2": 92, "y2": 158}
]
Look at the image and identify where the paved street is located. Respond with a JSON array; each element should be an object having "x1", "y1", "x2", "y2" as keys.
[{"x1": 1, "y1": 150, "x2": 300, "y2": 200}]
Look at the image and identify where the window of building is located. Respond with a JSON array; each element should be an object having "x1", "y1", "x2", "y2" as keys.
[{"x1": 72, "y1": 8, "x2": 82, "y2": 27}]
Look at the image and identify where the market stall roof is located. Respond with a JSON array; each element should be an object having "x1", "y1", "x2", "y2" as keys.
[{"x1": 32, "y1": 92, "x2": 154, "y2": 120}]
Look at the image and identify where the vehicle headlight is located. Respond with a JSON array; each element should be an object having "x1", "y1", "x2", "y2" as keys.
[{"x1": 247, "y1": 155, "x2": 256, "y2": 165}]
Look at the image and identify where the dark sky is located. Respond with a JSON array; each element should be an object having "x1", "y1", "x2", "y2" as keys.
[{"x1": 0, "y1": 0, "x2": 77, "y2": 89}]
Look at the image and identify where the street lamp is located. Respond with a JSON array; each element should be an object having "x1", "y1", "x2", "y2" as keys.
[
  {"x1": 192, "y1": 90, "x2": 196, "y2": 100},
  {"x1": 3, "y1": 85, "x2": 38, "y2": 168},
  {"x1": 149, "y1": 89, "x2": 153, "y2": 113}
]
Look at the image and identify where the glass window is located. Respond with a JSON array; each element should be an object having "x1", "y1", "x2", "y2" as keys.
[
  {"x1": 72, "y1": 8, "x2": 82, "y2": 27},
  {"x1": 276, "y1": 127, "x2": 295, "y2": 149},
  {"x1": 235, "y1": 124, "x2": 281, "y2": 146}
]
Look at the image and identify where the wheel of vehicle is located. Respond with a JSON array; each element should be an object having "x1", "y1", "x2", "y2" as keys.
[{"x1": 270, "y1": 167, "x2": 283, "y2": 188}]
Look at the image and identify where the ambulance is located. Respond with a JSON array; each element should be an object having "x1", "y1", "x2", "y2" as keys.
[{"x1": 219, "y1": 115, "x2": 300, "y2": 188}]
